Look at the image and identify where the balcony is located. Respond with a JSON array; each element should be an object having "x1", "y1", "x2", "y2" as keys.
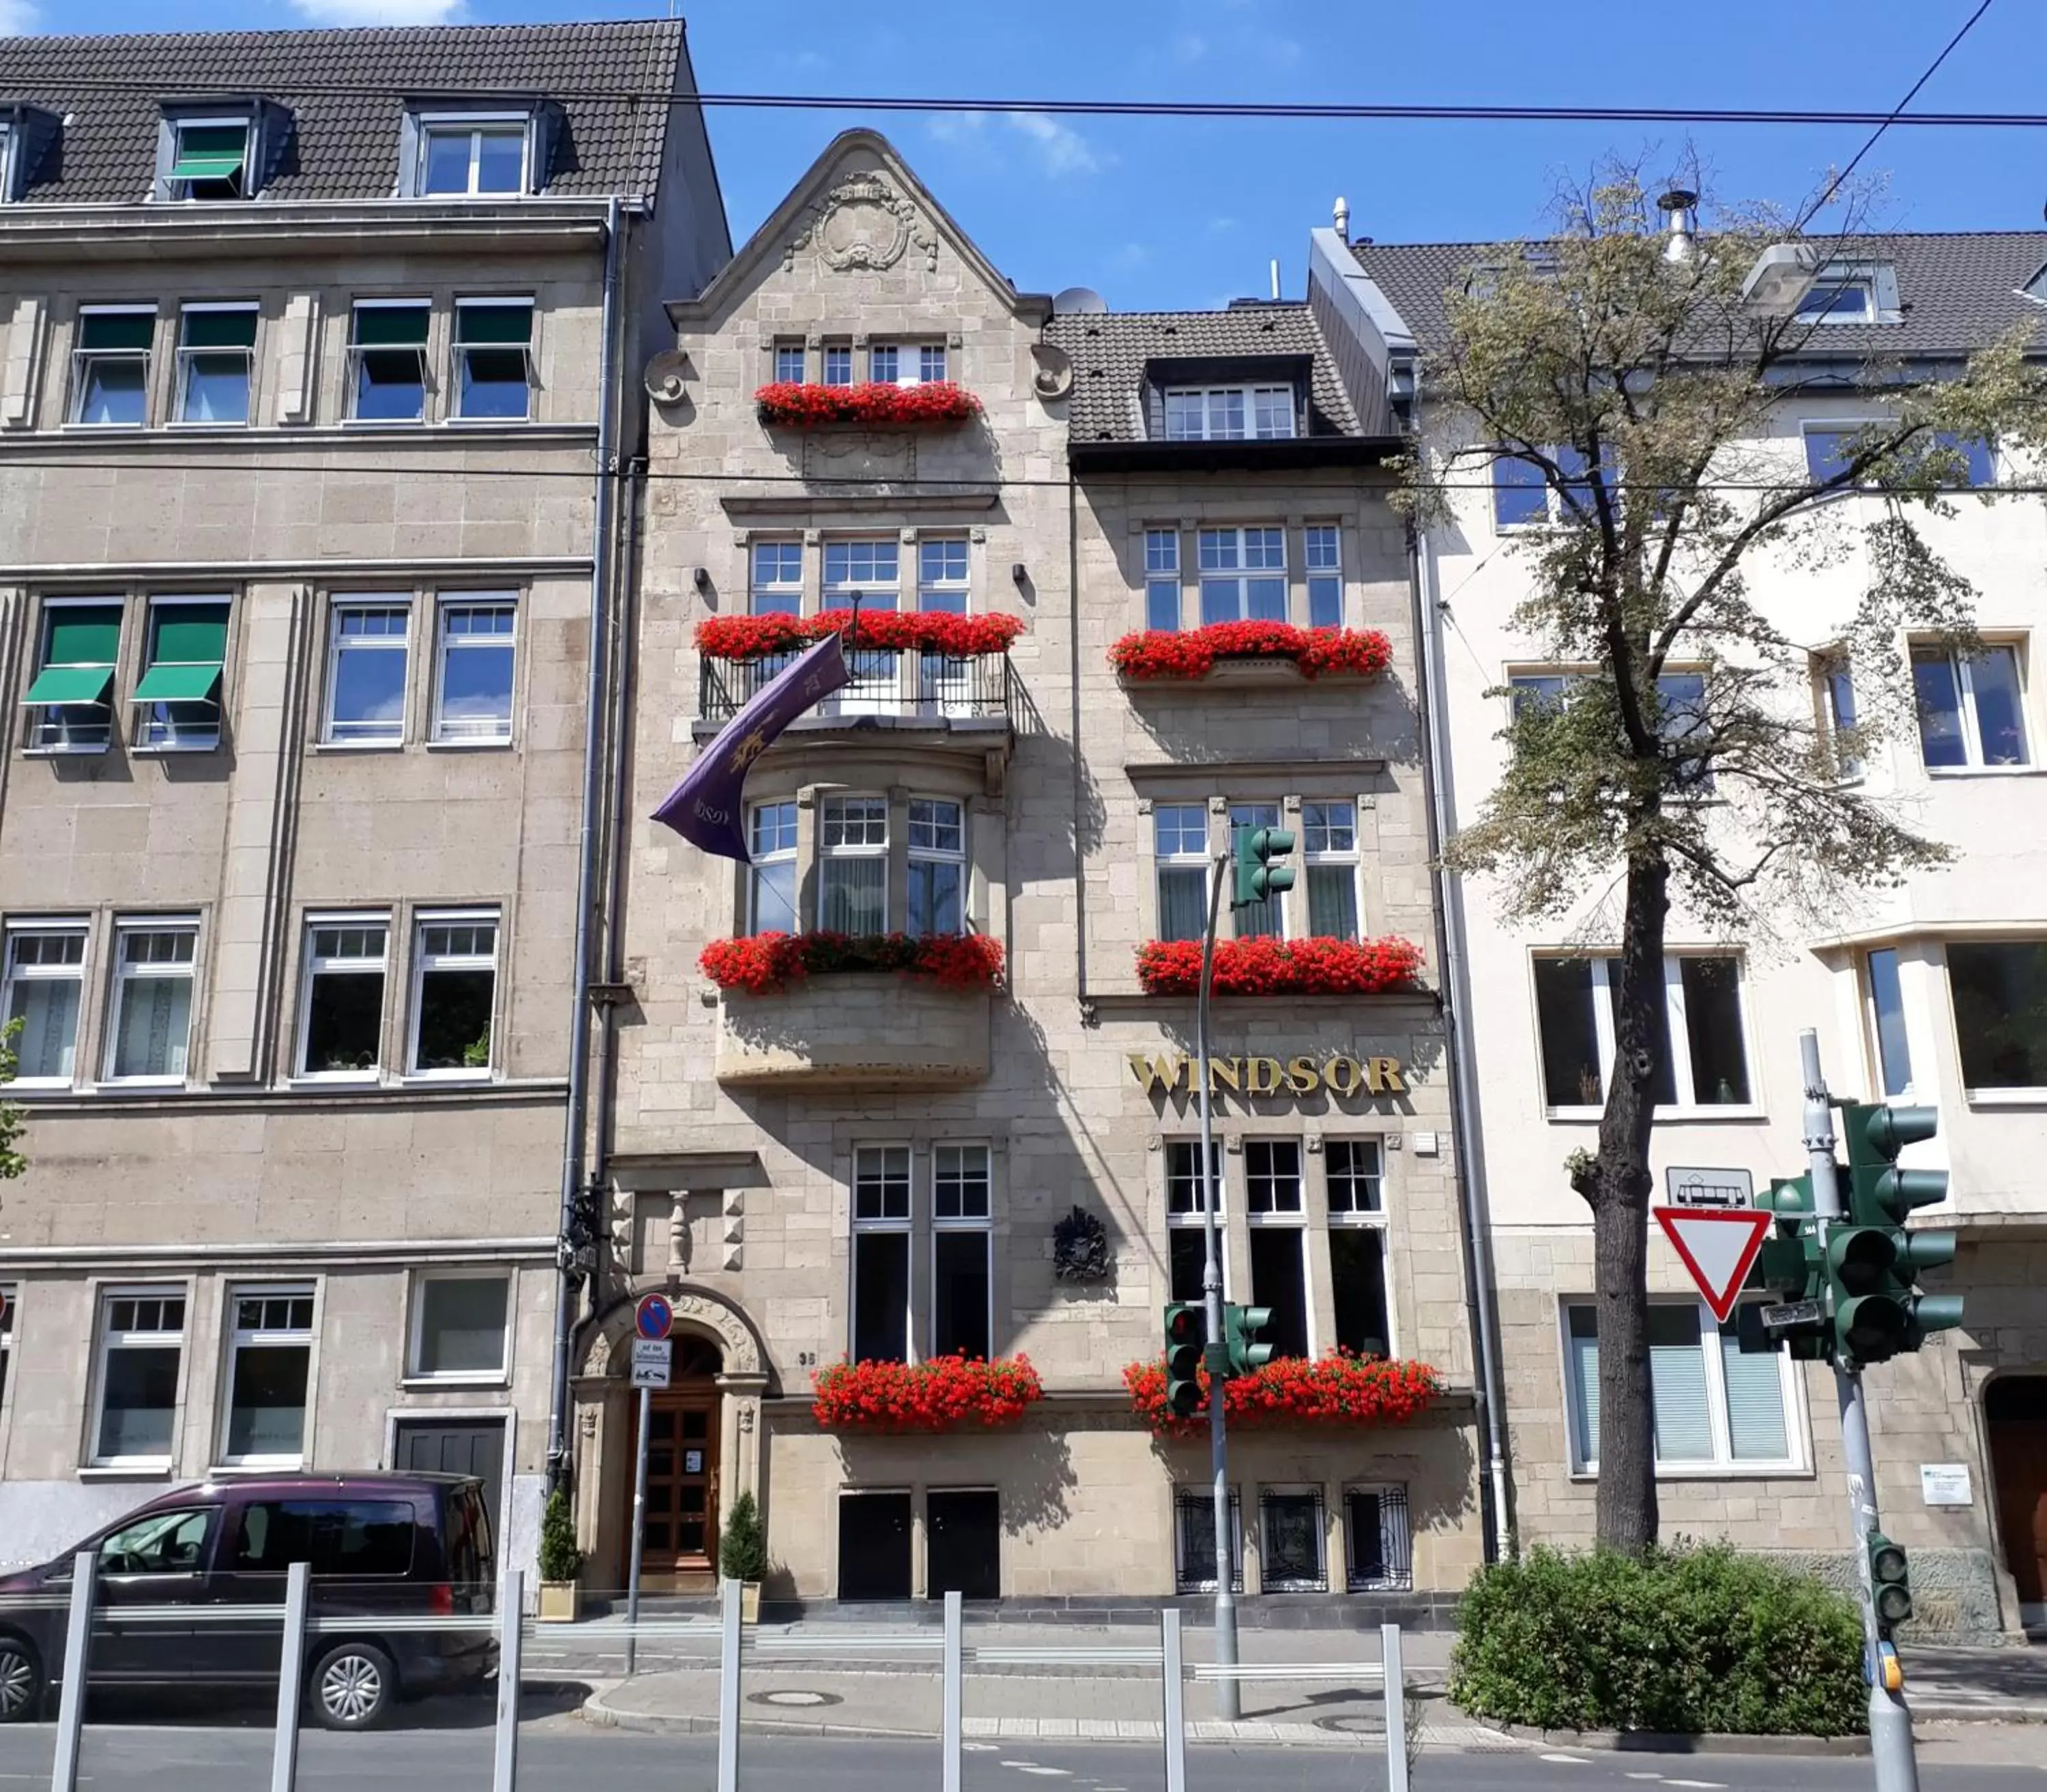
[
  {"x1": 695, "y1": 648, "x2": 1017, "y2": 745},
  {"x1": 714, "y1": 974, "x2": 993, "y2": 1089}
]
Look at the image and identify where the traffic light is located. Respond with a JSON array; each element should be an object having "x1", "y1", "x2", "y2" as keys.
[
  {"x1": 1232, "y1": 825, "x2": 1296, "y2": 910},
  {"x1": 1164, "y1": 1304, "x2": 1204, "y2": 1417},
  {"x1": 1868, "y1": 1531, "x2": 1913, "y2": 1630},
  {"x1": 1829, "y1": 1103, "x2": 1962, "y2": 1367},
  {"x1": 1222, "y1": 1303, "x2": 1274, "y2": 1378},
  {"x1": 1737, "y1": 1174, "x2": 1829, "y2": 1360}
]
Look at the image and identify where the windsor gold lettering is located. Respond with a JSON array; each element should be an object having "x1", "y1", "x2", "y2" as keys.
[{"x1": 1127, "y1": 1050, "x2": 1410, "y2": 1101}]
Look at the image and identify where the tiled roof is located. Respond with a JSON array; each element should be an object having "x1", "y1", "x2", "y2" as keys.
[
  {"x1": 1352, "y1": 231, "x2": 2047, "y2": 360},
  {"x1": 1045, "y1": 302, "x2": 1365, "y2": 442},
  {"x1": 0, "y1": 20, "x2": 688, "y2": 204}
]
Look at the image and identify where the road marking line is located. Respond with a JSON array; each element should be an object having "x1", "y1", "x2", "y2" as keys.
[
  {"x1": 1541, "y1": 1754, "x2": 1591, "y2": 1765},
  {"x1": 1015, "y1": 1772, "x2": 1070, "y2": 1780},
  {"x1": 1624, "y1": 1775, "x2": 1663, "y2": 1781},
  {"x1": 1662, "y1": 1780, "x2": 1726, "y2": 1789}
]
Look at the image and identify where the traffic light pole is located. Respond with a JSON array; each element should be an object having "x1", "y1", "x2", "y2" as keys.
[
  {"x1": 1800, "y1": 1029, "x2": 1919, "y2": 1792},
  {"x1": 1195, "y1": 850, "x2": 1240, "y2": 1720}
]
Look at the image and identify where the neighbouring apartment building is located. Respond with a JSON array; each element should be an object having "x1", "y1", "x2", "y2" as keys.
[
  {"x1": 1323, "y1": 218, "x2": 2047, "y2": 1636},
  {"x1": 577, "y1": 130, "x2": 1485, "y2": 1613},
  {"x1": 0, "y1": 21, "x2": 729, "y2": 1572}
]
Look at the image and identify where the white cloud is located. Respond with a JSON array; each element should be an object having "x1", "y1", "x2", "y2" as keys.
[
  {"x1": 927, "y1": 110, "x2": 989, "y2": 145},
  {"x1": 1172, "y1": 32, "x2": 1208, "y2": 62},
  {"x1": 288, "y1": 0, "x2": 465, "y2": 23},
  {"x1": 1005, "y1": 111, "x2": 1101, "y2": 178},
  {"x1": 0, "y1": 1, "x2": 40, "y2": 33}
]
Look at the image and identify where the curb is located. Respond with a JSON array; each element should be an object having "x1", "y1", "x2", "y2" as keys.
[
  {"x1": 1498, "y1": 1724, "x2": 1868, "y2": 1757},
  {"x1": 1915, "y1": 1701, "x2": 2047, "y2": 1726}
]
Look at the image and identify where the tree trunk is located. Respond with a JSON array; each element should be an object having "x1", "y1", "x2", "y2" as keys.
[{"x1": 1588, "y1": 852, "x2": 1671, "y2": 1554}]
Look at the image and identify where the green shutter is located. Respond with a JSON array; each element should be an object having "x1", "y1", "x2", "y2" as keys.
[
  {"x1": 148, "y1": 601, "x2": 229, "y2": 667},
  {"x1": 23, "y1": 665, "x2": 113, "y2": 706},
  {"x1": 353, "y1": 304, "x2": 430, "y2": 347},
  {"x1": 43, "y1": 603, "x2": 121, "y2": 667},
  {"x1": 456, "y1": 303, "x2": 533, "y2": 347},
  {"x1": 169, "y1": 124, "x2": 247, "y2": 181},
  {"x1": 79, "y1": 312, "x2": 155, "y2": 352},
  {"x1": 182, "y1": 309, "x2": 257, "y2": 351},
  {"x1": 132, "y1": 663, "x2": 222, "y2": 703}
]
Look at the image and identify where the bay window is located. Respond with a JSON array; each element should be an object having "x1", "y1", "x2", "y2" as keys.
[
  {"x1": 747, "y1": 802, "x2": 800, "y2": 933},
  {"x1": 907, "y1": 798, "x2": 965, "y2": 936},
  {"x1": 1533, "y1": 952, "x2": 1752, "y2": 1114},
  {"x1": 1865, "y1": 946, "x2": 1913, "y2": 1098},
  {"x1": 819, "y1": 796, "x2": 888, "y2": 933},
  {"x1": 1947, "y1": 940, "x2": 2047, "y2": 1094}
]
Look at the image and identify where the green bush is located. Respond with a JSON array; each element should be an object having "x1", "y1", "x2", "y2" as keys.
[
  {"x1": 719, "y1": 1491, "x2": 769, "y2": 1583},
  {"x1": 538, "y1": 1488, "x2": 583, "y2": 1583},
  {"x1": 1449, "y1": 1543, "x2": 1866, "y2": 1737}
]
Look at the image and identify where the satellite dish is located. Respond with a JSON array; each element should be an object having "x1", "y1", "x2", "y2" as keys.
[
  {"x1": 1030, "y1": 343, "x2": 1074, "y2": 401},
  {"x1": 643, "y1": 349, "x2": 690, "y2": 404},
  {"x1": 1052, "y1": 286, "x2": 1107, "y2": 317}
]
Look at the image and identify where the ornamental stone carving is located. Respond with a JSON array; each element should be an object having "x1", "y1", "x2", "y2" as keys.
[
  {"x1": 787, "y1": 171, "x2": 940, "y2": 275},
  {"x1": 577, "y1": 1284, "x2": 766, "y2": 1380}
]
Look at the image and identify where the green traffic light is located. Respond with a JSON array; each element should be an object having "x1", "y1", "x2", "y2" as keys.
[
  {"x1": 1828, "y1": 1103, "x2": 1961, "y2": 1368},
  {"x1": 1859, "y1": 1105, "x2": 1939, "y2": 1158},
  {"x1": 1223, "y1": 1303, "x2": 1275, "y2": 1378},
  {"x1": 1232, "y1": 826, "x2": 1297, "y2": 908},
  {"x1": 1164, "y1": 1303, "x2": 1204, "y2": 1417},
  {"x1": 1868, "y1": 1532, "x2": 1913, "y2": 1630}
]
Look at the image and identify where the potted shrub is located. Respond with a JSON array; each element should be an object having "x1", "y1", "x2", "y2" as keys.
[
  {"x1": 719, "y1": 1491, "x2": 769, "y2": 1623},
  {"x1": 536, "y1": 1488, "x2": 583, "y2": 1622}
]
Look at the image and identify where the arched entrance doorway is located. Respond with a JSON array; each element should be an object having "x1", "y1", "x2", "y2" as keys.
[
  {"x1": 1987, "y1": 1375, "x2": 2047, "y2": 1630},
  {"x1": 624, "y1": 1335, "x2": 724, "y2": 1588}
]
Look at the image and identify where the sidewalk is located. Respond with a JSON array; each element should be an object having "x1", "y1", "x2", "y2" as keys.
[{"x1": 1904, "y1": 1643, "x2": 2047, "y2": 1722}]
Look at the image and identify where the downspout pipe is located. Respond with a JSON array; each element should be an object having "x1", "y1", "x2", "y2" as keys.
[
  {"x1": 549, "y1": 192, "x2": 624, "y2": 1488},
  {"x1": 1404, "y1": 461, "x2": 1514, "y2": 1562}
]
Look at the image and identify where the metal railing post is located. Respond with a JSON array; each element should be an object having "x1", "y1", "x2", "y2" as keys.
[
  {"x1": 1382, "y1": 1622, "x2": 1409, "y2": 1792},
  {"x1": 493, "y1": 1569, "x2": 524, "y2": 1792},
  {"x1": 1160, "y1": 1607, "x2": 1186, "y2": 1792},
  {"x1": 716, "y1": 1574, "x2": 741, "y2": 1792},
  {"x1": 48, "y1": 1552, "x2": 96, "y2": 1792},
  {"x1": 942, "y1": 1589, "x2": 963, "y2": 1792},
  {"x1": 270, "y1": 1561, "x2": 311, "y2": 1792}
]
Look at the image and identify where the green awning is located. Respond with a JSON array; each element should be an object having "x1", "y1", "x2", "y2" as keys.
[
  {"x1": 43, "y1": 604, "x2": 121, "y2": 665},
  {"x1": 23, "y1": 664, "x2": 113, "y2": 706},
  {"x1": 456, "y1": 304, "x2": 534, "y2": 347},
  {"x1": 149, "y1": 602, "x2": 228, "y2": 667},
  {"x1": 132, "y1": 663, "x2": 222, "y2": 704},
  {"x1": 182, "y1": 309, "x2": 257, "y2": 351},
  {"x1": 169, "y1": 149, "x2": 245, "y2": 181},
  {"x1": 353, "y1": 304, "x2": 431, "y2": 348}
]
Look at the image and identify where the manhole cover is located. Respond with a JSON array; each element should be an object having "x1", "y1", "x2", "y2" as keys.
[
  {"x1": 1313, "y1": 1714, "x2": 1385, "y2": 1737},
  {"x1": 749, "y1": 1689, "x2": 843, "y2": 1709}
]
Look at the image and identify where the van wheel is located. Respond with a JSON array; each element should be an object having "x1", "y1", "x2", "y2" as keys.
[
  {"x1": 309, "y1": 1643, "x2": 394, "y2": 1731},
  {"x1": 0, "y1": 1638, "x2": 41, "y2": 1724}
]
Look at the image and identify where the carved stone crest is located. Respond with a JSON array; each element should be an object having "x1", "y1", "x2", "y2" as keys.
[
  {"x1": 787, "y1": 171, "x2": 940, "y2": 275},
  {"x1": 1053, "y1": 1204, "x2": 1112, "y2": 1282}
]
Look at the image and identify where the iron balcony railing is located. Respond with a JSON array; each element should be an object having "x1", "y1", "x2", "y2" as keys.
[{"x1": 699, "y1": 647, "x2": 1016, "y2": 727}]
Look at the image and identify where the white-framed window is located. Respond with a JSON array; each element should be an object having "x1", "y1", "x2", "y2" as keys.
[
  {"x1": 1947, "y1": 940, "x2": 2047, "y2": 1096},
  {"x1": 432, "y1": 596, "x2": 516, "y2": 743},
  {"x1": 0, "y1": 1282, "x2": 14, "y2": 1413},
  {"x1": 104, "y1": 920, "x2": 197, "y2": 1084},
  {"x1": 164, "y1": 116, "x2": 252, "y2": 201},
  {"x1": 1154, "y1": 803, "x2": 1210, "y2": 944},
  {"x1": 1813, "y1": 650, "x2": 1863, "y2": 782},
  {"x1": 1163, "y1": 384, "x2": 1294, "y2": 442},
  {"x1": 868, "y1": 343, "x2": 901, "y2": 384},
  {"x1": 135, "y1": 596, "x2": 229, "y2": 751},
  {"x1": 1245, "y1": 1139, "x2": 1309, "y2": 1359},
  {"x1": 1912, "y1": 642, "x2": 2029, "y2": 770},
  {"x1": 174, "y1": 302, "x2": 257, "y2": 424},
  {"x1": 92, "y1": 1286, "x2": 187, "y2": 1468},
  {"x1": 1326, "y1": 1139, "x2": 1391, "y2": 1356},
  {"x1": 1864, "y1": 946, "x2": 1913, "y2": 1099},
  {"x1": 1165, "y1": 1139, "x2": 1225, "y2": 1314},
  {"x1": 750, "y1": 541, "x2": 803, "y2": 616},
  {"x1": 908, "y1": 798, "x2": 966, "y2": 937},
  {"x1": 916, "y1": 537, "x2": 969, "y2": 614},
  {"x1": 819, "y1": 796, "x2": 888, "y2": 933},
  {"x1": 822, "y1": 341, "x2": 853, "y2": 387},
  {"x1": 1228, "y1": 801, "x2": 1284, "y2": 940},
  {"x1": 1344, "y1": 1484, "x2": 1412, "y2": 1591},
  {"x1": 1795, "y1": 271, "x2": 1877, "y2": 323},
  {"x1": 1490, "y1": 444, "x2": 1608, "y2": 530},
  {"x1": 772, "y1": 341, "x2": 805, "y2": 384},
  {"x1": 408, "y1": 911, "x2": 497, "y2": 1077},
  {"x1": 452, "y1": 298, "x2": 534, "y2": 422},
  {"x1": 1174, "y1": 1488, "x2": 1243, "y2": 1593},
  {"x1": 219, "y1": 1284, "x2": 314, "y2": 1466},
  {"x1": 823, "y1": 538, "x2": 900, "y2": 713},
  {"x1": 416, "y1": 114, "x2": 529, "y2": 197},
  {"x1": 323, "y1": 599, "x2": 410, "y2": 745},
  {"x1": 1259, "y1": 1486, "x2": 1327, "y2": 1592},
  {"x1": 1301, "y1": 800, "x2": 1359, "y2": 939},
  {"x1": 1197, "y1": 527, "x2": 1287, "y2": 624},
  {"x1": 0, "y1": 122, "x2": 16, "y2": 205},
  {"x1": 71, "y1": 306, "x2": 156, "y2": 427},
  {"x1": 296, "y1": 916, "x2": 388, "y2": 1079},
  {"x1": 1532, "y1": 953, "x2": 1754, "y2": 1114},
  {"x1": 25, "y1": 597, "x2": 121, "y2": 751},
  {"x1": 1305, "y1": 525, "x2": 1341, "y2": 629},
  {"x1": 931, "y1": 1143, "x2": 991, "y2": 1360},
  {"x1": 748, "y1": 801, "x2": 800, "y2": 933},
  {"x1": 407, "y1": 1270, "x2": 510, "y2": 1382},
  {"x1": 1563, "y1": 1298, "x2": 1801, "y2": 1475},
  {"x1": 920, "y1": 343, "x2": 948, "y2": 384},
  {"x1": 1144, "y1": 528, "x2": 1181, "y2": 632},
  {"x1": 852, "y1": 1145, "x2": 912, "y2": 1363},
  {"x1": 1803, "y1": 424, "x2": 1994, "y2": 490},
  {"x1": 349, "y1": 299, "x2": 431, "y2": 424},
  {"x1": 3, "y1": 921, "x2": 86, "y2": 1085}
]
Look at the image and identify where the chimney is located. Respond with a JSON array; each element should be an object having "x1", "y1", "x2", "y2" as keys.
[
  {"x1": 1657, "y1": 188, "x2": 1698, "y2": 263},
  {"x1": 1333, "y1": 196, "x2": 1350, "y2": 244}
]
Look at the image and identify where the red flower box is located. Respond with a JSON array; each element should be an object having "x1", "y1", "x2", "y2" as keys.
[
  {"x1": 813, "y1": 1354, "x2": 1044, "y2": 1432},
  {"x1": 701, "y1": 931, "x2": 1004, "y2": 996},
  {"x1": 697, "y1": 609, "x2": 1024, "y2": 662},
  {"x1": 1134, "y1": 935, "x2": 1423, "y2": 996},
  {"x1": 755, "y1": 381, "x2": 983, "y2": 429},
  {"x1": 1123, "y1": 1350, "x2": 1438, "y2": 1439},
  {"x1": 1109, "y1": 622, "x2": 1393, "y2": 682}
]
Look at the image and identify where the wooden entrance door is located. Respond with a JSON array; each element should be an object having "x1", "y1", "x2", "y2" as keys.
[
  {"x1": 1988, "y1": 1376, "x2": 2047, "y2": 1612},
  {"x1": 625, "y1": 1338, "x2": 722, "y2": 1586}
]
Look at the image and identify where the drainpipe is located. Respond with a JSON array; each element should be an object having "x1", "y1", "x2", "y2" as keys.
[
  {"x1": 1068, "y1": 468, "x2": 1089, "y2": 1017},
  {"x1": 1404, "y1": 452, "x2": 1513, "y2": 1562},
  {"x1": 549, "y1": 193, "x2": 625, "y2": 1489}
]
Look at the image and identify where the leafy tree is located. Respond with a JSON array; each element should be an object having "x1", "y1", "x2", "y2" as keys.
[
  {"x1": 0, "y1": 1018, "x2": 25, "y2": 1189},
  {"x1": 1398, "y1": 170, "x2": 2047, "y2": 1552},
  {"x1": 538, "y1": 1487, "x2": 583, "y2": 1583},
  {"x1": 718, "y1": 1490, "x2": 768, "y2": 1583}
]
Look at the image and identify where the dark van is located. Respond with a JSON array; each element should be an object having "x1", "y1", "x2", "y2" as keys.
[{"x1": 0, "y1": 1472, "x2": 496, "y2": 1730}]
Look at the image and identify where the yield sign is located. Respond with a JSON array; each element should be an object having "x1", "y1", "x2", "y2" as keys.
[{"x1": 1653, "y1": 1204, "x2": 1772, "y2": 1323}]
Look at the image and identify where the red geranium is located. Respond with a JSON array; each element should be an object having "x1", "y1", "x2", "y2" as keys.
[
  {"x1": 813, "y1": 1355, "x2": 1044, "y2": 1432},
  {"x1": 697, "y1": 609, "x2": 1024, "y2": 661},
  {"x1": 700, "y1": 931, "x2": 1005, "y2": 995},
  {"x1": 1123, "y1": 1350, "x2": 1438, "y2": 1440},
  {"x1": 755, "y1": 381, "x2": 983, "y2": 429},
  {"x1": 1134, "y1": 935, "x2": 1424, "y2": 996},
  {"x1": 1109, "y1": 622, "x2": 1393, "y2": 682}
]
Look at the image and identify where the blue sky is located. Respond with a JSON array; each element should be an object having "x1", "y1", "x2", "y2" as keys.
[{"x1": 8, "y1": 0, "x2": 2047, "y2": 309}]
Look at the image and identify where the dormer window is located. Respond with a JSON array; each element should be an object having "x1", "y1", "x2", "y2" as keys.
[
  {"x1": 1163, "y1": 384, "x2": 1295, "y2": 442},
  {"x1": 0, "y1": 123, "x2": 14, "y2": 205},
  {"x1": 415, "y1": 113, "x2": 531, "y2": 197},
  {"x1": 1792, "y1": 261, "x2": 1900, "y2": 326},
  {"x1": 167, "y1": 119, "x2": 250, "y2": 199}
]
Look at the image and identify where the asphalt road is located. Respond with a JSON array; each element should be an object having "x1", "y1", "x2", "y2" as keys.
[{"x1": 0, "y1": 1720, "x2": 2044, "y2": 1792}]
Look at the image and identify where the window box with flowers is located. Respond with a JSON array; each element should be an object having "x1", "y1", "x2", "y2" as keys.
[
  {"x1": 755, "y1": 381, "x2": 983, "y2": 429},
  {"x1": 1134, "y1": 936, "x2": 1424, "y2": 997},
  {"x1": 1124, "y1": 1351, "x2": 1438, "y2": 1439},
  {"x1": 813, "y1": 1354, "x2": 1044, "y2": 1432},
  {"x1": 697, "y1": 611, "x2": 1023, "y2": 662},
  {"x1": 1111, "y1": 622, "x2": 1393, "y2": 684}
]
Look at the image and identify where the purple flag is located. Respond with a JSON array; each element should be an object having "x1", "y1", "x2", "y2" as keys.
[{"x1": 652, "y1": 631, "x2": 852, "y2": 861}]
